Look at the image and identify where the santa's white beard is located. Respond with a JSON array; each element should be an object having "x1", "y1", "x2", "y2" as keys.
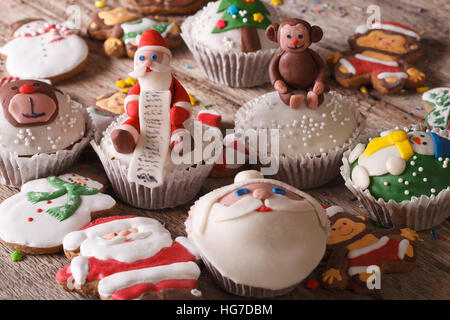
[
  {"x1": 212, "y1": 194, "x2": 314, "y2": 222},
  {"x1": 79, "y1": 227, "x2": 173, "y2": 263},
  {"x1": 129, "y1": 63, "x2": 173, "y2": 91}
]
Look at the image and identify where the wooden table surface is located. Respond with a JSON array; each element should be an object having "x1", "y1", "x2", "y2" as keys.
[{"x1": 0, "y1": 0, "x2": 448, "y2": 300}]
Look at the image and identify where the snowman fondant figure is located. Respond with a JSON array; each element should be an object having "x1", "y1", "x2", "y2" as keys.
[{"x1": 350, "y1": 129, "x2": 450, "y2": 189}]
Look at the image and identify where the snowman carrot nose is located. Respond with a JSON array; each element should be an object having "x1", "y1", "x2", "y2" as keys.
[{"x1": 412, "y1": 137, "x2": 421, "y2": 145}]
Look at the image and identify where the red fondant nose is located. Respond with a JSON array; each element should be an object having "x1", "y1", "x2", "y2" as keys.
[
  {"x1": 19, "y1": 84, "x2": 36, "y2": 94},
  {"x1": 291, "y1": 39, "x2": 299, "y2": 46}
]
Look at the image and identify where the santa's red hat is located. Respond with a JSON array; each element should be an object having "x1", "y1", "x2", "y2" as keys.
[
  {"x1": 135, "y1": 29, "x2": 172, "y2": 59},
  {"x1": 355, "y1": 21, "x2": 420, "y2": 40}
]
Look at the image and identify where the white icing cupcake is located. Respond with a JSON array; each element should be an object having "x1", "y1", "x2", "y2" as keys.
[
  {"x1": 91, "y1": 113, "x2": 222, "y2": 209},
  {"x1": 0, "y1": 79, "x2": 92, "y2": 187},
  {"x1": 181, "y1": 0, "x2": 283, "y2": 87},
  {"x1": 234, "y1": 91, "x2": 364, "y2": 189}
]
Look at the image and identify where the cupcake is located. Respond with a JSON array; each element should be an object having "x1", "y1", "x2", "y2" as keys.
[
  {"x1": 234, "y1": 91, "x2": 364, "y2": 189},
  {"x1": 91, "y1": 30, "x2": 223, "y2": 209},
  {"x1": 341, "y1": 125, "x2": 450, "y2": 230},
  {"x1": 0, "y1": 79, "x2": 92, "y2": 187},
  {"x1": 185, "y1": 170, "x2": 329, "y2": 298},
  {"x1": 181, "y1": 0, "x2": 283, "y2": 87}
]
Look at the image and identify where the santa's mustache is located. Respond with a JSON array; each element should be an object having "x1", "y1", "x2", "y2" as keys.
[
  {"x1": 128, "y1": 62, "x2": 172, "y2": 78},
  {"x1": 212, "y1": 194, "x2": 313, "y2": 222}
]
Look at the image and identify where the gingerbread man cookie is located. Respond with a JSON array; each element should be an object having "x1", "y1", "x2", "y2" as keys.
[
  {"x1": 0, "y1": 19, "x2": 88, "y2": 84},
  {"x1": 327, "y1": 21, "x2": 425, "y2": 94},
  {"x1": 423, "y1": 87, "x2": 450, "y2": 131},
  {"x1": 87, "y1": 7, "x2": 182, "y2": 58},
  {"x1": 124, "y1": 0, "x2": 203, "y2": 15},
  {"x1": 0, "y1": 165, "x2": 116, "y2": 254},
  {"x1": 56, "y1": 215, "x2": 202, "y2": 300},
  {"x1": 322, "y1": 206, "x2": 418, "y2": 293}
]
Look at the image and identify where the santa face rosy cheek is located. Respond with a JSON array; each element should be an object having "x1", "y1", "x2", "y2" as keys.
[
  {"x1": 279, "y1": 24, "x2": 310, "y2": 53},
  {"x1": 8, "y1": 92, "x2": 57, "y2": 125},
  {"x1": 102, "y1": 228, "x2": 138, "y2": 240},
  {"x1": 219, "y1": 183, "x2": 303, "y2": 206}
]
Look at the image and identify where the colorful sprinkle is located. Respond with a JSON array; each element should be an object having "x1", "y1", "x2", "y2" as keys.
[
  {"x1": 432, "y1": 229, "x2": 438, "y2": 240},
  {"x1": 185, "y1": 64, "x2": 191, "y2": 69},
  {"x1": 270, "y1": 0, "x2": 283, "y2": 6},
  {"x1": 28, "y1": 217, "x2": 34, "y2": 222},
  {"x1": 124, "y1": 77, "x2": 137, "y2": 86},
  {"x1": 253, "y1": 13, "x2": 265, "y2": 23},
  {"x1": 189, "y1": 94, "x2": 197, "y2": 106},
  {"x1": 416, "y1": 86, "x2": 430, "y2": 93},
  {"x1": 11, "y1": 251, "x2": 23, "y2": 262},
  {"x1": 94, "y1": 1, "x2": 107, "y2": 8},
  {"x1": 116, "y1": 79, "x2": 126, "y2": 88},
  {"x1": 203, "y1": 104, "x2": 212, "y2": 109},
  {"x1": 36, "y1": 208, "x2": 43, "y2": 213},
  {"x1": 305, "y1": 278, "x2": 319, "y2": 290},
  {"x1": 359, "y1": 86, "x2": 368, "y2": 94}
]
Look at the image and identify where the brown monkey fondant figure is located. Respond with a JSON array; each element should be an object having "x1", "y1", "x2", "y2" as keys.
[
  {"x1": 322, "y1": 207, "x2": 419, "y2": 294},
  {"x1": 266, "y1": 18, "x2": 326, "y2": 109}
]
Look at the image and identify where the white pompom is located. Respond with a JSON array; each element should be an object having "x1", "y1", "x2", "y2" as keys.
[{"x1": 234, "y1": 170, "x2": 264, "y2": 183}]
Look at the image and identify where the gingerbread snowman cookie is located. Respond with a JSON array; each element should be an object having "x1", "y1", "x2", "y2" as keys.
[
  {"x1": 327, "y1": 21, "x2": 425, "y2": 94},
  {"x1": 56, "y1": 215, "x2": 202, "y2": 300},
  {"x1": 322, "y1": 206, "x2": 418, "y2": 294},
  {"x1": 0, "y1": 19, "x2": 89, "y2": 84},
  {"x1": 0, "y1": 165, "x2": 116, "y2": 254},
  {"x1": 87, "y1": 7, "x2": 182, "y2": 58}
]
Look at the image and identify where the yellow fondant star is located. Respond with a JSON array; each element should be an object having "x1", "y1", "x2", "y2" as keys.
[{"x1": 253, "y1": 13, "x2": 264, "y2": 23}]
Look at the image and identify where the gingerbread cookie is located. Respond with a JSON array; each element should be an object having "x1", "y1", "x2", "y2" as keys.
[
  {"x1": 0, "y1": 19, "x2": 88, "y2": 84},
  {"x1": 95, "y1": 91, "x2": 126, "y2": 114},
  {"x1": 87, "y1": 7, "x2": 182, "y2": 58},
  {"x1": 423, "y1": 87, "x2": 450, "y2": 131},
  {"x1": 327, "y1": 21, "x2": 425, "y2": 94},
  {"x1": 124, "y1": 0, "x2": 203, "y2": 15},
  {"x1": 322, "y1": 206, "x2": 418, "y2": 294},
  {"x1": 56, "y1": 215, "x2": 202, "y2": 300},
  {"x1": 0, "y1": 165, "x2": 116, "y2": 254}
]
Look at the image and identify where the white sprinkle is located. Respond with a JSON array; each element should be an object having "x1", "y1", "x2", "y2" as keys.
[
  {"x1": 383, "y1": 181, "x2": 389, "y2": 186},
  {"x1": 404, "y1": 190, "x2": 409, "y2": 195},
  {"x1": 410, "y1": 161, "x2": 415, "y2": 166},
  {"x1": 418, "y1": 167, "x2": 424, "y2": 172},
  {"x1": 413, "y1": 155, "x2": 417, "y2": 160},
  {"x1": 404, "y1": 181, "x2": 409, "y2": 185},
  {"x1": 423, "y1": 178, "x2": 428, "y2": 182},
  {"x1": 438, "y1": 157, "x2": 443, "y2": 161},
  {"x1": 431, "y1": 188, "x2": 436, "y2": 193},
  {"x1": 412, "y1": 172, "x2": 417, "y2": 176}
]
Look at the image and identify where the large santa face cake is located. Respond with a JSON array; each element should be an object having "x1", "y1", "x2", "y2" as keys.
[
  {"x1": 0, "y1": 19, "x2": 88, "y2": 83},
  {"x1": 0, "y1": 79, "x2": 86, "y2": 156},
  {"x1": 185, "y1": 170, "x2": 329, "y2": 298}
]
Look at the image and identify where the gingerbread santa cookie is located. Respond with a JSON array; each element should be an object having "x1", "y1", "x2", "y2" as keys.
[
  {"x1": 0, "y1": 19, "x2": 89, "y2": 84},
  {"x1": 87, "y1": 7, "x2": 182, "y2": 58},
  {"x1": 327, "y1": 21, "x2": 425, "y2": 94},
  {"x1": 124, "y1": 0, "x2": 203, "y2": 15},
  {"x1": 56, "y1": 215, "x2": 202, "y2": 300},
  {"x1": 423, "y1": 87, "x2": 450, "y2": 131},
  {"x1": 0, "y1": 165, "x2": 116, "y2": 254},
  {"x1": 322, "y1": 206, "x2": 418, "y2": 294}
]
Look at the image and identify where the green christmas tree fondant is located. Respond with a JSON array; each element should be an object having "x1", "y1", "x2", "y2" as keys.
[
  {"x1": 212, "y1": 0, "x2": 271, "y2": 52},
  {"x1": 26, "y1": 176, "x2": 99, "y2": 222}
]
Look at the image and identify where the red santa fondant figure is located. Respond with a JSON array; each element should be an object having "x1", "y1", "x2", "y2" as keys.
[{"x1": 111, "y1": 29, "x2": 192, "y2": 154}]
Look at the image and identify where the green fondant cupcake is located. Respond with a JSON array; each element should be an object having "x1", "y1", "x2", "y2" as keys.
[{"x1": 341, "y1": 125, "x2": 450, "y2": 230}]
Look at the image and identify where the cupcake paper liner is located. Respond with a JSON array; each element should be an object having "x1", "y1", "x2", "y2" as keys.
[
  {"x1": 0, "y1": 107, "x2": 93, "y2": 188},
  {"x1": 235, "y1": 91, "x2": 365, "y2": 189},
  {"x1": 201, "y1": 256, "x2": 299, "y2": 299},
  {"x1": 181, "y1": 16, "x2": 278, "y2": 88},
  {"x1": 340, "y1": 125, "x2": 450, "y2": 230},
  {"x1": 91, "y1": 141, "x2": 213, "y2": 210}
]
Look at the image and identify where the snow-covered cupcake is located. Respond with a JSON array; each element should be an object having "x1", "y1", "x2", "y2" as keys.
[
  {"x1": 91, "y1": 30, "x2": 222, "y2": 209},
  {"x1": 185, "y1": 170, "x2": 329, "y2": 298},
  {"x1": 181, "y1": 0, "x2": 283, "y2": 87},
  {"x1": 341, "y1": 125, "x2": 450, "y2": 230},
  {"x1": 0, "y1": 79, "x2": 92, "y2": 187},
  {"x1": 234, "y1": 91, "x2": 364, "y2": 189}
]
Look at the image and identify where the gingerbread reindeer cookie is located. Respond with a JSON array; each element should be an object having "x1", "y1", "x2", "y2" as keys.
[
  {"x1": 57, "y1": 215, "x2": 202, "y2": 300},
  {"x1": 322, "y1": 206, "x2": 419, "y2": 294},
  {"x1": 327, "y1": 21, "x2": 425, "y2": 94},
  {"x1": 0, "y1": 165, "x2": 116, "y2": 254}
]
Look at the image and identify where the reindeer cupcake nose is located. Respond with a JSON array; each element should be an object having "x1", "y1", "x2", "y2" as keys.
[{"x1": 19, "y1": 84, "x2": 36, "y2": 94}]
